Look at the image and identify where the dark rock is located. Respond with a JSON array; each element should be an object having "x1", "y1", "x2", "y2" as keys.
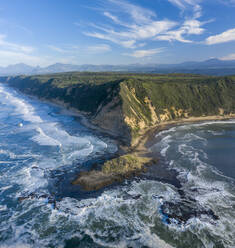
[{"x1": 160, "y1": 200, "x2": 219, "y2": 225}]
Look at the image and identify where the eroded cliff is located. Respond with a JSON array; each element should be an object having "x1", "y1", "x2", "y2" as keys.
[{"x1": 1, "y1": 73, "x2": 235, "y2": 147}]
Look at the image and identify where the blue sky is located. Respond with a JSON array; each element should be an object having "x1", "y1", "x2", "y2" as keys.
[{"x1": 0, "y1": 0, "x2": 235, "y2": 66}]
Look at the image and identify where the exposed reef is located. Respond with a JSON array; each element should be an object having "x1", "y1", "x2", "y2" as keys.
[{"x1": 72, "y1": 154, "x2": 156, "y2": 191}]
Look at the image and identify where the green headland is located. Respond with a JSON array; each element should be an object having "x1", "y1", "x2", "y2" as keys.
[{"x1": 2, "y1": 72, "x2": 235, "y2": 190}]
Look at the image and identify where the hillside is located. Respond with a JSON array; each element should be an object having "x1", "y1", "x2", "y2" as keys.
[{"x1": 1, "y1": 72, "x2": 235, "y2": 147}]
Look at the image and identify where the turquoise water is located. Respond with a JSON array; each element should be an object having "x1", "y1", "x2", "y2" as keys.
[{"x1": 0, "y1": 82, "x2": 235, "y2": 248}]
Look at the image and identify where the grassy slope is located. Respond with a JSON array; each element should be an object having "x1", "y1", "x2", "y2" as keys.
[
  {"x1": 2, "y1": 72, "x2": 235, "y2": 146},
  {"x1": 2, "y1": 73, "x2": 122, "y2": 114},
  {"x1": 121, "y1": 76, "x2": 235, "y2": 140}
]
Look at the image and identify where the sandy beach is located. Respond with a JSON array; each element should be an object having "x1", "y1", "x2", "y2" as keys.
[{"x1": 73, "y1": 112, "x2": 235, "y2": 191}]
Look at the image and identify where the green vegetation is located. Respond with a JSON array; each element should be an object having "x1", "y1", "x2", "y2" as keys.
[
  {"x1": 3, "y1": 72, "x2": 235, "y2": 191},
  {"x1": 102, "y1": 154, "x2": 151, "y2": 175},
  {"x1": 2, "y1": 72, "x2": 235, "y2": 146},
  {"x1": 2, "y1": 73, "x2": 122, "y2": 114},
  {"x1": 72, "y1": 154, "x2": 153, "y2": 191}
]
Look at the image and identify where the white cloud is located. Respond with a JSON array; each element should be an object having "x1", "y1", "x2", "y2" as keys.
[
  {"x1": 83, "y1": 0, "x2": 207, "y2": 48},
  {"x1": 0, "y1": 50, "x2": 46, "y2": 66},
  {"x1": 162, "y1": 0, "x2": 207, "y2": 43},
  {"x1": 217, "y1": 0, "x2": 235, "y2": 6},
  {"x1": 156, "y1": 30, "x2": 191, "y2": 43},
  {"x1": 47, "y1": 45, "x2": 68, "y2": 53},
  {"x1": 0, "y1": 49, "x2": 81, "y2": 67},
  {"x1": 87, "y1": 44, "x2": 111, "y2": 53},
  {"x1": 205, "y1": 28, "x2": 235, "y2": 45},
  {"x1": 156, "y1": 19, "x2": 205, "y2": 43},
  {"x1": 120, "y1": 21, "x2": 177, "y2": 40},
  {"x1": 0, "y1": 34, "x2": 43, "y2": 66},
  {"x1": 103, "y1": 12, "x2": 128, "y2": 27},
  {"x1": 85, "y1": 18, "x2": 176, "y2": 48},
  {"x1": 48, "y1": 43, "x2": 111, "y2": 55},
  {"x1": 168, "y1": 0, "x2": 202, "y2": 18},
  {"x1": 84, "y1": 0, "x2": 177, "y2": 48},
  {"x1": 0, "y1": 35, "x2": 81, "y2": 67},
  {"x1": 119, "y1": 40, "x2": 136, "y2": 48},
  {"x1": 168, "y1": 0, "x2": 186, "y2": 9},
  {"x1": 104, "y1": 12, "x2": 120, "y2": 23},
  {"x1": 0, "y1": 34, "x2": 34, "y2": 53},
  {"x1": 183, "y1": 19, "x2": 204, "y2": 34},
  {"x1": 107, "y1": 0, "x2": 156, "y2": 24},
  {"x1": 124, "y1": 48, "x2": 164, "y2": 58},
  {"x1": 221, "y1": 53, "x2": 235, "y2": 60}
]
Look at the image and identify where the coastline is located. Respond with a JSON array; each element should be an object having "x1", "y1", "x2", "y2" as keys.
[
  {"x1": 32, "y1": 97, "x2": 130, "y2": 152},
  {"x1": 3, "y1": 82, "x2": 235, "y2": 191},
  {"x1": 72, "y1": 113, "x2": 235, "y2": 191},
  {"x1": 130, "y1": 113, "x2": 235, "y2": 153},
  {"x1": 5, "y1": 86, "x2": 125, "y2": 152},
  {"x1": 15, "y1": 87, "x2": 235, "y2": 191},
  {"x1": 1, "y1": 72, "x2": 235, "y2": 247}
]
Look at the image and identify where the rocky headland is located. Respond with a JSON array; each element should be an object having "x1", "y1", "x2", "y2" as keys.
[{"x1": 1, "y1": 72, "x2": 235, "y2": 191}]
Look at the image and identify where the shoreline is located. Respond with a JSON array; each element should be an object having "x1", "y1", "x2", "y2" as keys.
[
  {"x1": 3, "y1": 82, "x2": 235, "y2": 191},
  {"x1": 5, "y1": 83, "x2": 235, "y2": 152},
  {"x1": 15, "y1": 87, "x2": 235, "y2": 190},
  {"x1": 29, "y1": 97, "x2": 130, "y2": 153},
  {"x1": 72, "y1": 114, "x2": 235, "y2": 191},
  {"x1": 130, "y1": 113, "x2": 235, "y2": 154},
  {"x1": 5, "y1": 85, "x2": 126, "y2": 153}
]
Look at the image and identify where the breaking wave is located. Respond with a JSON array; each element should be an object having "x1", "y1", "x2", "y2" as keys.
[{"x1": 0, "y1": 82, "x2": 235, "y2": 247}]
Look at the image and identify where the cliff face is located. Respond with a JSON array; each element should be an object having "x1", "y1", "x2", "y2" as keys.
[
  {"x1": 0, "y1": 73, "x2": 133, "y2": 145},
  {"x1": 119, "y1": 77, "x2": 235, "y2": 145},
  {"x1": 1, "y1": 73, "x2": 235, "y2": 146}
]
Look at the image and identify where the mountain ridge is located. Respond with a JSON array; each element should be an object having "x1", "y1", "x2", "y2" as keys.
[{"x1": 1, "y1": 58, "x2": 235, "y2": 76}]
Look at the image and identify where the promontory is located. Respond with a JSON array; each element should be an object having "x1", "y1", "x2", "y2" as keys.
[{"x1": 1, "y1": 72, "x2": 235, "y2": 190}]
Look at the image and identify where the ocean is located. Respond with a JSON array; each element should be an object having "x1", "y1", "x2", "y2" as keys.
[{"x1": 0, "y1": 82, "x2": 234, "y2": 248}]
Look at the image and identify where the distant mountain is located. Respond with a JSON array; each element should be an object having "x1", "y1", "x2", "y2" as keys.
[
  {"x1": 0, "y1": 59, "x2": 235, "y2": 76},
  {"x1": 31, "y1": 63, "x2": 80, "y2": 74},
  {"x1": 0, "y1": 63, "x2": 35, "y2": 75},
  {"x1": 166, "y1": 59, "x2": 235, "y2": 69}
]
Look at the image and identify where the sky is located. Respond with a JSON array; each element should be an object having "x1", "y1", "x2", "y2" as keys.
[{"x1": 0, "y1": 0, "x2": 235, "y2": 67}]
